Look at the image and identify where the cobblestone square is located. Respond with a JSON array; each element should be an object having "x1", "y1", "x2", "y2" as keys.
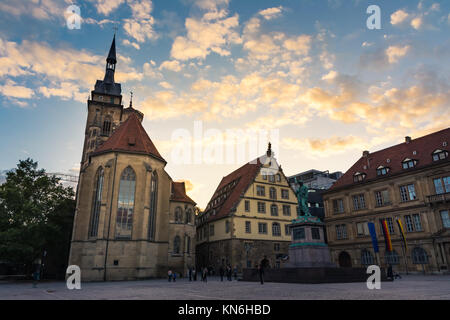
[{"x1": 1, "y1": 275, "x2": 449, "y2": 300}]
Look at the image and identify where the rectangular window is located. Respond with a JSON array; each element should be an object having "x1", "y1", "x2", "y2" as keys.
[
  {"x1": 256, "y1": 185, "x2": 265, "y2": 196},
  {"x1": 258, "y1": 223, "x2": 267, "y2": 234},
  {"x1": 333, "y1": 199, "x2": 344, "y2": 214},
  {"x1": 285, "y1": 224, "x2": 291, "y2": 236},
  {"x1": 311, "y1": 228, "x2": 321, "y2": 240},
  {"x1": 400, "y1": 184, "x2": 417, "y2": 202},
  {"x1": 270, "y1": 204, "x2": 278, "y2": 216},
  {"x1": 352, "y1": 194, "x2": 366, "y2": 211},
  {"x1": 281, "y1": 189, "x2": 289, "y2": 199},
  {"x1": 274, "y1": 243, "x2": 280, "y2": 251},
  {"x1": 441, "y1": 210, "x2": 450, "y2": 228},
  {"x1": 225, "y1": 221, "x2": 230, "y2": 233},
  {"x1": 257, "y1": 202, "x2": 266, "y2": 213},
  {"x1": 404, "y1": 215, "x2": 414, "y2": 232},
  {"x1": 336, "y1": 224, "x2": 348, "y2": 240},
  {"x1": 434, "y1": 176, "x2": 450, "y2": 195},
  {"x1": 209, "y1": 224, "x2": 215, "y2": 236},
  {"x1": 245, "y1": 221, "x2": 251, "y2": 233},
  {"x1": 282, "y1": 205, "x2": 291, "y2": 216},
  {"x1": 245, "y1": 200, "x2": 250, "y2": 212},
  {"x1": 375, "y1": 190, "x2": 390, "y2": 207},
  {"x1": 293, "y1": 228, "x2": 305, "y2": 240},
  {"x1": 413, "y1": 214, "x2": 423, "y2": 231},
  {"x1": 356, "y1": 222, "x2": 370, "y2": 236}
]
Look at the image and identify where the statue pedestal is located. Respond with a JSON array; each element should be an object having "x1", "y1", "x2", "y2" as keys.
[{"x1": 287, "y1": 216, "x2": 336, "y2": 268}]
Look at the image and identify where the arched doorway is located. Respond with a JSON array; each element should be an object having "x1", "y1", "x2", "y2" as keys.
[{"x1": 338, "y1": 251, "x2": 352, "y2": 267}]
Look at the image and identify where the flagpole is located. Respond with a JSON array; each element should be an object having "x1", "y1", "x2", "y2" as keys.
[{"x1": 400, "y1": 240, "x2": 409, "y2": 275}]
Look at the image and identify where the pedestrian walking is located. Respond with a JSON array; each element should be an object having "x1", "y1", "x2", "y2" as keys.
[
  {"x1": 259, "y1": 256, "x2": 269, "y2": 285},
  {"x1": 233, "y1": 266, "x2": 238, "y2": 280},
  {"x1": 202, "y1": 267, "x2": 208, "y2": 282},
  {"x1": 219, "y1": 265, "x2": 224, "y2": 282},
  {"x1": 188, "y1": 267, "x2": 192, "y2": 281},
  {"x1": 173, "y1": 272, "x2": 177, "y2": 282},
  {"x1": 193, "y1": 268, "x2": 197, "y2": 281},
  {"x1": 168, "y1": 269, "x2": 173, "y2": 282},
  {"x1": 387, "y1": 264, "x2": 394, "y2": 281}
]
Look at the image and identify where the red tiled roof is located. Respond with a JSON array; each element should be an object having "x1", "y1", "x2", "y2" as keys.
[
  {"x1": 204, "y1": 158, "x2": 263, "y2": 223},
  {"x1": 171, "y1": 182, "x2": 196, "y2": 205},
  {"x1": 92, "y1": 112, "x2": 165, "y2": 162},
  {"x1": 328, "y1": 128, "x2": 450, "y2": 191}
]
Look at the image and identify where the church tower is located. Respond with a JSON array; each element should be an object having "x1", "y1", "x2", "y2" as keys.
[
  {"x1": 70, "y1": 35, "x2": 197, "y2": 282},
  {"x1": 81, "y1": 35, "x2": 123, "y2": 166}
]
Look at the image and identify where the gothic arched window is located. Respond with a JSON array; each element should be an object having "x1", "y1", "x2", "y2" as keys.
[
  {"x1": 173, "y1": 236, "x2": 181, "y2": 254},
  {"x1": 102, "y1": 117, "x2": 112, "y2": 136},
  {"x1": 185, "y1": 208, "x2": 192, "y2": 224},
  {"x1": 148, "y1": 171, "x2": 158, "y2": 240},
  {"x1": 89, "y1": 167, "x2": 104, "y2": 238},
  {"x1": 186, "y1": 236, "x2": 191, "y2": 254},
  {"x1": 115, "y1": 167, "x2": 136, "y2": 239},
  {"x1": 175, "y1": 206, "x2": 183, "y2": 223}
]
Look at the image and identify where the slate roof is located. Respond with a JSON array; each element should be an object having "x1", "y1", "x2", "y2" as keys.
[{"x1": 328, "y1": 128, "x2": 450, "y2": 192}]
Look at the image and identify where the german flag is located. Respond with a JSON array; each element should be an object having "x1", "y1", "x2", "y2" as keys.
[
  {"x1": 381, "y1": 219, "x2": 393, "y2": 252},
  {"x1": 396, "y1": 218, "x2": 407, "y2": 250}
]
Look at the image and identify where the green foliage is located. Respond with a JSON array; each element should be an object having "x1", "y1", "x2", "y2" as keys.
[{"x1": 0, "y1": 158, "x2": 75, "y2": 273}]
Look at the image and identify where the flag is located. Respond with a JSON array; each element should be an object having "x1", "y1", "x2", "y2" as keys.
[
  {"x1": 381, "y1": 219, "x2": 393, "y2": 252},
  {"x1": 396, "y1": 218, "x2": 407, "y2": 250},
  {"x1": 368, "y1": 222, "x2": 379, "y2": 253}
]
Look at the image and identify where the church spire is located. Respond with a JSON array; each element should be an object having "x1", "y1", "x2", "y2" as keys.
[{"x1": 104, "y1": 34, "x2": 117, "y2": 84}]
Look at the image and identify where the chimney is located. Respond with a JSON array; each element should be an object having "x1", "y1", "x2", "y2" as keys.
[
  {"x1": 363, "y1": 150, "x2": 370, "y2": 157},
  {"x1": 405, "y1": 136, "x2": 412, "y2": 144}
]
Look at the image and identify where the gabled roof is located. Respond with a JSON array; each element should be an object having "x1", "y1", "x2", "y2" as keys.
[
  {"x1": 328, "y1": 128, "x2": 450, "y2": 192},
  {"x1": 92, "y1": 112, "x2": 165, "y2": 162},
  {"x1": 204, "y1": 158, "x2": 264, "y2": 223},
  {"x1": 170, "y1": 182, "x2": 196, "y2": 205}
]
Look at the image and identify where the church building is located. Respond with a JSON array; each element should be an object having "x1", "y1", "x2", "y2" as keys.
[{"x1": 69, "y1": 36, "x2": 197, "y2": 281}]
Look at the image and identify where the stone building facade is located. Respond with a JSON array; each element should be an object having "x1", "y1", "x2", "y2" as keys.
[
  {"x1": 196, "y1": 146, "x2": 298, "y2": 272},
  {"x1": 323, "y1": 129, "x2": 450, "y2": 274},
  {"x1": 68, "y1": 36, "x2": 196, "y2": 281}
]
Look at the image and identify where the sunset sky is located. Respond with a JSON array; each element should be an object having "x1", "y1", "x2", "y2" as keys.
[{"x1": 0, "y1": 0, "x2": 449, "y2": 208}]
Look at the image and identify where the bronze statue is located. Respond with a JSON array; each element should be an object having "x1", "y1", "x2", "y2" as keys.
[{"x1": 294, "y1": 177, "x2": 311, "y2": 218}]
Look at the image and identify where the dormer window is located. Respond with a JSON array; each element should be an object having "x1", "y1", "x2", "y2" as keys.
[
  {"x1": 376, "y1": 166, "x2": 390, "y2": 176},
  {"x1": 353, "y1": 172, "x2": 366, "y2": 182},
  {"x1": 402, "y1": 158, "x2": 417, "y2": 169},
  {"x1": 433, "y1": 149, "x2": 449, "y2": 162}
]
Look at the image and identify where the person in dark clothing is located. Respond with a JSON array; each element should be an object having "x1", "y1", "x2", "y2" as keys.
[
  {"x1": 387, "y1": 264, "x2": 394, "y2": 281},
  {"x1": 202, "y1": 267, "x2": 208, "y2": 282},
  {"x1": 227, "y1": 265, "x2": 232, "y2": 281},
  {"x1": 193, "y1": 268, "x2": 197, "y2": 281},
  {"x1": 259, "y1": 256, "x2": 269, "y2": 285},
  {"x1": 233, "y1": 266, "x2": 238, "y2": 280},
  {"x1": 219, "y1": 265, "x2": 225, "y2": 281},
  {"x1": 188, "y1": 267, "x2": 192, "y2": 281}
]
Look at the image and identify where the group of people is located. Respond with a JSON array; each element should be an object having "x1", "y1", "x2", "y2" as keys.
[{"x1": 219, "y1": 265, "x2": 238, "y2": 281}]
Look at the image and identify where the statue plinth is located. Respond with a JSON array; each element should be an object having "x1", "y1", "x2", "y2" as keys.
[{"x1": 287, "y1": 216, "x2": 336, "y2": 268}]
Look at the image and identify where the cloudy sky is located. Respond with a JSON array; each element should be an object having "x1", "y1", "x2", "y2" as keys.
[{"x1": 0, "y1": 0, "x2": 449, "y2": 208}]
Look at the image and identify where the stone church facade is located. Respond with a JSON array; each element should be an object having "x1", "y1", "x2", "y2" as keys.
[{"x1": 69, "y1": 36, "x2": 196, "y2": 281}]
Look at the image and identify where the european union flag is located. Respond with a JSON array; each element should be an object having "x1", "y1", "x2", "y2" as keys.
[{"x1": 368, "y1": 222, "x2": 379, "y2": 253}]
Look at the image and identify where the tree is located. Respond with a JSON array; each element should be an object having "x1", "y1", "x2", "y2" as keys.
[{"x1": 0, "y1": 158, "x2": 76, "y2": 278}]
